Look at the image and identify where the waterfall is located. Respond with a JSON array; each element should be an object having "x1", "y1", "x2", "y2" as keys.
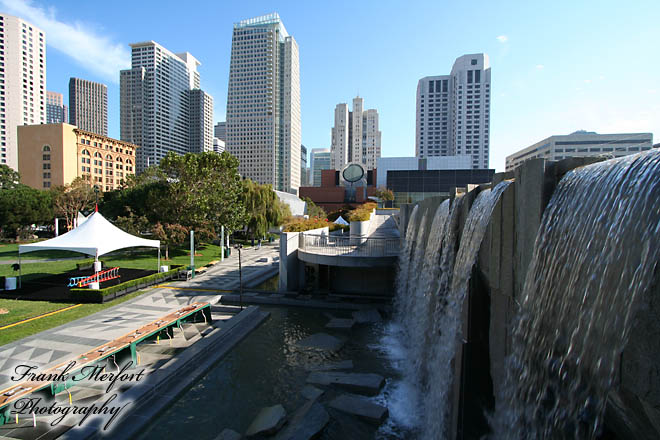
[
  {"x1": 389, "y1": 180, "x2": 511, "y2": 439},
  {"x1": 495, "y1": 150, "x2": 660, "y2": 439},
  {"x1": 409, "y1": 200, "x2": 451, "y2": 384}
]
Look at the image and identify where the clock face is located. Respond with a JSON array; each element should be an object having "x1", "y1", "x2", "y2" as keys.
[{"x1": 342, "y1": 164, "x2": 365, "y2": 182}]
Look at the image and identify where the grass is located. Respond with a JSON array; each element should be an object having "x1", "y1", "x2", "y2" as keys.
[
  {"x1": 0, "y1": 242, "x2": 226, "y2": 346},
  {"x1": 0, "y1": 242, "x2": 83, "y2": 261},
  {"x1": 0, "y1": 288, "x2": 158, "y2": 346},
  {"x1": 0, "y1": 243, "x2": 224, "y2": 280}
]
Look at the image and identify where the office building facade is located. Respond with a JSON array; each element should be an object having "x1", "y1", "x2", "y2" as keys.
[
  {"x1": 505, "y1": 131, "x2": 655, "y2": 171},
  {"x1": 189, "y1": 89, "x2": 214, "y2": 153},
  {"x1": 18, "y1": 123, "x2": 137, "y2": 191},
  {"x1": 214, "y1": 121, "x2": 226, "y2": 142},
  {"x1": 310, "y1": 148, "x2": 331, "y2": 186},
  {"x1": 69, "y1": 77, "x2": 108, "y2": 136},
  {"x1": 330, "y1": 96, "x2": 381, "y2": 170},
  {"x1": 121, "y1": 41, "x2": 212, "y2": 172},
  {"x1": 226, "y1": 13, "x2": 301, "y2": 193},
  {"x1": 301, "y1": 144, "x2": 307, "y2": 185},
  {"x1": 416, "y1": 53, "x2": 491, "y2": 169},
  {"x1": 0, "y1": 14, "x2": 46, "y2": 170},
  {"x1": 46, "y1": 91, "x2": 67, "y2": 124}
]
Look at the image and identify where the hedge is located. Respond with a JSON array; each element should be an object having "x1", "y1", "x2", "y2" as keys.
[{"x1": 70, "y1": 265, "x2": 183, "y2": 303}]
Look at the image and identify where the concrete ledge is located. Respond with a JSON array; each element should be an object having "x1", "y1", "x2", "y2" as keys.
[
  {"x1": 220, "y1": 293, "x2": 386, "y2": 310},
  {"x1": 63, "y1": 306, "x2": 270, "y2": 439},
  {"x1": 297, "y1": 249, "x2": 398, "y2": 267}
]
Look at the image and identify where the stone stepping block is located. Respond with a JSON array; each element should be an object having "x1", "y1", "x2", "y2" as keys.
[
  {"x1": 307, "y1": 360, "x2": 354, "y2": 371},
  {"x1": 352, "y1": 309, "x2": 382, "y2": 324},
  {"x1": 296, "y1": 333, "x2": 345, "y2": 351},
  {"x1": 306, "y1": 372, "x2": 385, "y2": 396},
  {"x1": 300, "y1": 385, "x2": 324, "y2": 401},
  {"x1": 274, "y1": 400, "x2": 329, "y2": 440},
  {"x1": 245, "y1": 404, "x2": 287, "y2": 438},
  {"x1": 325, "y1": 318, "x2": 355, "y2": 330},
  {"x1": 214, "y1": 428, "x2": 242, "y2": 440},
  {"x1": 328, "y1": 394, "x2": 389, "y2": 426}
]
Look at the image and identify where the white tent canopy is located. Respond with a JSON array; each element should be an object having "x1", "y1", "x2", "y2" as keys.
[
  {"x1": 334, "y1": 216, "x2": 349, "y2": 225},
  {"x1": 19, "y1": 211, "x2": 160, "y2": 257}
]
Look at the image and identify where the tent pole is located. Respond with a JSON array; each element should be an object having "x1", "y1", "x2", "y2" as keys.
[
  {"x1": 18, "y1": 253, "x2": 21, "y2": 289},
  {"x1": 158, "y1": 248, "x2": 161, "y2": 273}
]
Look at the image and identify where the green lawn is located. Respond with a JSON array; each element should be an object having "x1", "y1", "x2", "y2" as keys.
[
  {"x1": 0, "y1": 243, "x2": 224, "y2": 279},
  {"x1": 0, "y1": 243, "x2": 226, "y2": 346},
  {"x1": 0, "y1": 242, "x2": 83, "y2": 261}
]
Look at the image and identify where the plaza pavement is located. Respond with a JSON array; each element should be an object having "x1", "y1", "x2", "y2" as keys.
[{"x1": 0, "y1": 241, "x2": 280, "y2": 391}]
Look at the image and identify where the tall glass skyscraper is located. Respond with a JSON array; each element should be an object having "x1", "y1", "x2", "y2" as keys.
[{"x1": 226, "y1": 13, "x2": 301, "y2": 194}]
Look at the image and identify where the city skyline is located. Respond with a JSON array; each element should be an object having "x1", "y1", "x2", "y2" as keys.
[{"x1": 1, "y1": 0, "x2": 658, "y2": 171}]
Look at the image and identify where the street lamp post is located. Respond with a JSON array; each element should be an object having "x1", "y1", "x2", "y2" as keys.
[{"x1": 233, "y1": 244, "x2": 243, "y2": 310}]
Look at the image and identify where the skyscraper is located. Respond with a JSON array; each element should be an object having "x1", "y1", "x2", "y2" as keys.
[
  {"x1": 0, "y1": 14, "x2": 46, "y2": 170},
  {"x1": 416, "y1": 53, "x2": 491, "y2": 169},
  {"x1": 46, "y1": 91, "x2": 67, "y2": 124},
  {"x1": 226, "y1": 13, "x2": 301, "y2": 194},
  {"x1": 330, "y1": 96, "x2": 381, "y2": 170},
  {"x1": 189, "y1": 89, "x2": 214, "y2": 153},
  {"x1": 214, "y1": 122, "x2": 226, "y2": 142},
  {"x1": 121, "y1": 41, "x2": 213, "y2": 172},
  {"x1": 69, "y1": 77, "x2": 108, "y2": 136},
  {"x1": 310, "y1": 148, "x2": 331, "y2": 187}
]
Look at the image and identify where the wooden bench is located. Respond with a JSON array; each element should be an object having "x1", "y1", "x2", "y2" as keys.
[{"x1": 0, "y1": 302, "x2": 212, "y2": 425}]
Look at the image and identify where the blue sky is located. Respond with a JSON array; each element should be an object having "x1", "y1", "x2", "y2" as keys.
[{"x1": 2, "y1": 0, "x2": 659, "y2": 171}]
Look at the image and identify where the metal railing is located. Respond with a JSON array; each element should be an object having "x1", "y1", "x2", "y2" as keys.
[{"x1": 299, "y1": 234, "x2": 400, "y2": 257}]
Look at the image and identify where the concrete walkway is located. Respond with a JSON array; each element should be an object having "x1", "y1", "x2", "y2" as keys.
[
  {"x1": 367, "y1": 213, "x2": 400, "y2": 238},
  {"x1": 0, "y1": 242, "x2": 280, "y2": 391}
]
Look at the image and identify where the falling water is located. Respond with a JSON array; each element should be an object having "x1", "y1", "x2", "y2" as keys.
[
  {"x1": 408, "y1": 200, "x2": 451, "y2": 383},
  {"x1": 495, "y1": 150, "x2": 660, "y2": 439},
  {"x1": 394, "y1": 205, "x2": 420, "y2": 323},
  {"x1": 388, "y1": 180, "x2": 511, "y2": 439},
  {"x1": 421, "y1": 181, "x2": 512, "y2": 439}
]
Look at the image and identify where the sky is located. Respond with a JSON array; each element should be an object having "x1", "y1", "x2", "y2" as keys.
[{"x1": 2, "y1": 0, "x2": 659, "y2": 172}]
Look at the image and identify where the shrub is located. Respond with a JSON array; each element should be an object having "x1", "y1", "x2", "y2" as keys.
[
  {"x1": 283, "y1": 217, "x2": 328, "y2": 232},
  {"x1": 328, "y1": 223, "x2": 349, "y2": 232},
  {"x1": 70, "y1": 265, "x2": 183, "y2": 303},
  {"x1": 346, "y1": 202, "x2": 377, "y2": 222}
]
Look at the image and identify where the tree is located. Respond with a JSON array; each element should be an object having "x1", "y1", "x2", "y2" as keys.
[
  {"x1": 114, "y1": 208, "x2": 151, "y2": 236},
  {"x1": 52, "y1": 178, "x2": 97, "y2": 230},
  {"x1": 153, "y1": 222, "x2": 188, "y2": 260},
  {"x1": 0, "y1": 165, "x2": 20, "y2": 190},
  {"x1": 158, "y1": 151, "x2": 246, "y2": 234},
  {"x1": 100, "y1": 167, "x2": 169, "y2": 223},
  {"x1": 0, "y1": 185, "x2": 52, "y2": 239},
  {"x1": 375, "y1": 187, "x2": 394, "y2": 201},
  {"x1": 302, "y1": 197, "x2": 326, "y2": 218},
  {"x1": 242, "y1": 180, "x2": 291, "y2": 240}
]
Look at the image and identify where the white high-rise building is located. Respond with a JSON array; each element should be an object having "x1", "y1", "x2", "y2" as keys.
[
  {"x1": 226, "y1": 13, "x2": 301, "y2": 194},
  {"x1": 416, "y1": 53, "x2": 491, "y2": 169},
  {"x1": 120, "y1": 41, "x2": 213, "y2": 172},
  {"x1": 330, "y1": 96, "x2": 381, "y2": 170},
  {"x1": 0, "y1": 14, "x2": 46, "y2": 170}
]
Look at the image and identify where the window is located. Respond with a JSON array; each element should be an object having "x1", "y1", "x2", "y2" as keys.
[
  {"x1": 471, "y1": 59, "x2": 477, "y2": 65},
  {"x1": 42, "y1": 154, "x2": 50, "y2": 160},
  {"x1": 42, "y1": 145, "x2": 50, "y2": 151},
  {"x1": 467, "y1": 71, "x2": 473, "y2": 84}
]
